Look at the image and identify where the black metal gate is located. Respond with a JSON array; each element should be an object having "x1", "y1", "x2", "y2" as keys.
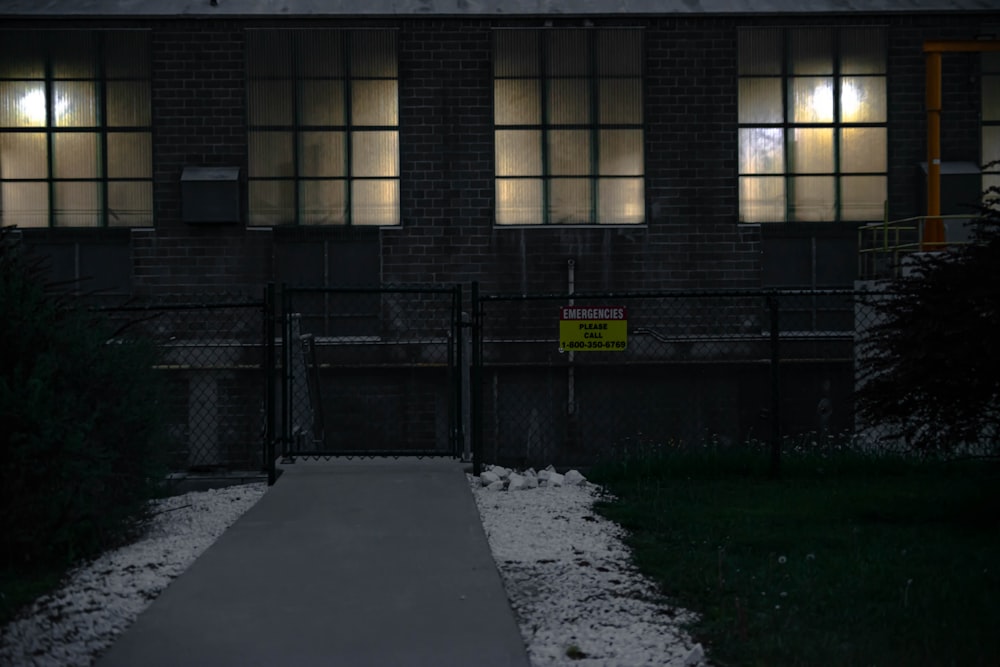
[{"x1": 274, "y1": 285, "x2": 464, "y2": 470}]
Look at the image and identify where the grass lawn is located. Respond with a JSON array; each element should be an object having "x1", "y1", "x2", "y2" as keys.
[{"x1": 590, "y1": 449, "x2": 1000, "y2": 667}]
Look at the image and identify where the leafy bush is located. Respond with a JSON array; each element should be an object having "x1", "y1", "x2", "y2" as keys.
[
  {"x1": 0, "y1": 227, "x2": 168, "y2": 573},
  {"x1": 856, "y1": 182, "x2": 1000, "y2": 456}
]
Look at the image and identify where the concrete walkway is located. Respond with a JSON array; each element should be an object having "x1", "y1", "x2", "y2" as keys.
[{"x1": 96, "y1": 459, "x2": 530, "y2": 667}]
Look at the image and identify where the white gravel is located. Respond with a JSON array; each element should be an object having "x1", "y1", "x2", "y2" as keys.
[{"x1": 1, "y1": 469, "x2": 706, "y2": 667}]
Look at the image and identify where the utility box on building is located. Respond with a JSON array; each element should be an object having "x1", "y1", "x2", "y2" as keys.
[
  {"x1": 917, "y1": 161, "x2": 982, "y2": 242},
  {"x1": 181, "y1": 166, "x2": 242, "y2": 224}
]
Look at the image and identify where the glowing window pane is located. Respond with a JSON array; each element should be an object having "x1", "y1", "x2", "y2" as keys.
[
  {"x1": 790, "y1": 29, "x2": 833, "y2": 75},
  {"x1": 108, "y1": 182, "x2": 152, "y2": 227},
  {"x1": 549, "y1": 178, "x2": 590, "y2": 224},
  {"x1": 738, "y1": 28, "x2": 782, "y2": 76},
  {"x1": 249, "y1": 180, "x2": 294, "y2": 226},
  {"x1": 840, "y1": 128, "x2": 887, "y2": 173},
  {"x1": 840, "y1": 28, "x2": 886, "y2": 75},
  {"x1": 249, "y1": 81, "x2": 294, "y2": 126},
  {"x1": 598, "y1": 178, "x2": 644, "y2": 224},
  {"x1": 599, "y1": 130, "x2": 643, "y2": 176},
  {"x1": 350, "y1": 31, "x2": 396, "y2": 78},
  {"x1": 549, "y1": 130, "x2": 590, "y2": 176},
  {"x1": 548, "y1": 79, "x2": 590, "y2": 125},
  {"x1": 301, "y1": 80, "x2": 345, "y2": 126},
  {"x1": 53, "y1": 82, "x2": 97, "y2": 128},
  {"x1": 739, "y1": 176, "x2": 785, "y2": 223},
  {"x1": 0, "y1": 182, "x2": 48, "y2": 227},
  {"x1": 301, "y1": 180, "x2": 346, "y2": 225},
  {"x1": 0, "y1": 82, "x2": 47, "y2": 127},
  {"x1": 841, "y1": 77, "x2": 886, "y2": 123},
  {"x1": 790, "y1": 78, "x2": 834, "y2": 123},
  {"x1": 249, "y1": 132, "x2": 294, "y2": 178},
  {"x1": 54, "y1": 133, "x2": 99, "y2": 179},
  {"x1": 107, "y1": 81, "x2": 151, "y2": 126},
  {"x1": 983, "y1": 126, "x2": 1000, "y2": 169},
  {"x1": 351, "y1": 80, "x2": 397, "y2": 126},
  {"x1": 107, "y1": 133, "x2": 152, "y2": 178},
  {"x1": 495, "y1": 79, "x2": 540, "y2": 126},
  {"x1": 300, "y1": 132, "x2": 345, "y2": 177},
  {"x1": 494, "y1": 30, "x2": 539, "y2": 78},
  {"x1": 984, "y1": 75, "x2": 1000, "y2": 122},
  {"x1": 600, "y1": 79, "x2": 642, "y2": 124},
  {"x1": 0, "y1": 132, "x2": 47, "y2": 178},
  {"x1": 789, "y1": 176, "x2": 835, "y2": 222},
  {"x1": 840, "y1": 176, "x2": 887, "y2": 221},
  {"x1": 789, "y1": 128, "x2": 834, "y2": 174},
  {"x1": 352, "y1": 131, "x2": 398, "y2": 178},
  {"x1": 739, "y1": 78, "x2": 783, "y2": 124},
  {"x1": 352, "y1": 179, "x2": 399, "y2": 225},
  {"x1": 739, "y1": 128, "x2": 784, "y2": 175},
  {"x1": 54, "y1": 181, "x2": 101, "y2": 227},
  {"x1": 496, "y1": 179, "x2": 542, "y2": 224},
  {"x1": 495, "y1": 130, "x2": 541, "y2": 177}
]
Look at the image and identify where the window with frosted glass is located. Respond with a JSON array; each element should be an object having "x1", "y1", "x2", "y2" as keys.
[
  {"x1": 984, "y1": 52, "x2": 1000, "y2": 207},
  {"x1": 246, "y1": 29, "x2": 399, "y2": 226},
  {"x1": 493, "y1": 28, "x2": 645, "y2": 225},
  {"x1": 738, "y1": 27, "x2": 887, "y2": 223},
  {"x1": 0, "y1": 30, "x2": 152, "y2": 228}
]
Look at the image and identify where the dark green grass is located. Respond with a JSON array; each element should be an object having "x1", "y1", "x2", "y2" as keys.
[{"x1": 590, "y1": 448, "x2": 1000, "y2": 667}]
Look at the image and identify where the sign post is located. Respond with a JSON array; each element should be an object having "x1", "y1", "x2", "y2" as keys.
[{"x1": 559, "y1": 306, "x2": 628, "y2": 352}]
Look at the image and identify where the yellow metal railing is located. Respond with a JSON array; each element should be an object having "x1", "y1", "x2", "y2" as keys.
[{"x1": 857, "y1": 203, "x2": 974, "y2": 280}]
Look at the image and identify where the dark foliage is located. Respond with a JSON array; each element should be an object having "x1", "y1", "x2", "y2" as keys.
[
  {"x1": 856, "y1": 184, "x2": 1000, "y2": 455},
  {"x1": 0, "y1": 227, "x2": 168, "y2": 573}
]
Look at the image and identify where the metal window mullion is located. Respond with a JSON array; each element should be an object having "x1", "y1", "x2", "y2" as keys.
[
  {"x1": 589, "y1": 31, "x2": 599, "y2": 224},
  {"x1": 292, "y1": 38, "x2": 303, "y2": 225},
  {"x1": 97, "y1": 33, "x2": 109, "y2": 228},
  {"x1": 539, "y1": 34, "x2": 550, "y2": 225},
  {"x1": 344, "y1": 33, "x2": 353, "y2": 226},
  {"x1": 44, "y1": 44, "x2": 56, "y2": 228},
  {"x1": 782, "y1": 29, "x2": 792, "y2": 223},
  {"x1": 833, "y1": 31, "x2": 842, "y2": 223}
]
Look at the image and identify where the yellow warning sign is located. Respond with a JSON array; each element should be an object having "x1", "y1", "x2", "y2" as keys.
[{"x1": 559, "y1": 306, "x2": 628, "y2": 352}]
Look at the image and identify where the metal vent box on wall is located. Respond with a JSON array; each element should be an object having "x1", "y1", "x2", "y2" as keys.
[{"x1": 181, "y1": 166, "x2": 242, "y2": 224}]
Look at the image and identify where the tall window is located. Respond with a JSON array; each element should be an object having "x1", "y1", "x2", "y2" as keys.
[
  {"x1": 738, "y1": 27, "x2": 887, "y2": 223},
  {"x1": 493, "y1": 28, "x2": 645, "y2": 226},
  {"x1": 246, "y1": 29, "x2": 399, "y2": 226},
  {"x1": 984, "y1": 52, "x2": 1000, "y2": 202},
  {"x1": 0, "y1": 30, "x2": 152, "y2": 228}
]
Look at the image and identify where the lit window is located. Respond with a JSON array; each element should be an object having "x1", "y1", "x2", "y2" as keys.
[
  {"x1": 738, "y1": 27, "x2": 887, "y2": 223},
  {"x1": 0, "y1": 30, "x2": 153, "y2": 228},
  {"x1": 246, "y1": 29, "x2": 399, "y2": 226},
  {"x1": 493, "y1": 28, "x2": 645, "y2": 225},
  {"x1": 983, "y1": 52, "x2": 1000, "y2": 206}
]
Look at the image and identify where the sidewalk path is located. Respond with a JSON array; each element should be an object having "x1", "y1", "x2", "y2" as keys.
[{"x1": 95, "y1": 459, "x2": 530, "y2": 667}]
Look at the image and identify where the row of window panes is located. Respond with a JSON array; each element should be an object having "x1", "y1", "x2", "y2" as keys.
[
  {"x1": 248, "y1": 80, "x2": 397, "y2": 127},
  {"x1": 496, "y1": 177, "x2": 644, "y2": 225},
  {"x1": 0, "y1": 132, "x2": 152, "y2": 178},
  {"x1": 0, "y1": 181, "x2": 152, "y2": 227},
  {"x1": 248, "y1": 131, "x2": 398, "y2": 179},
  {"x1": 249, "y1": 180, "x2": 398, "y2": 226},
  {"x1": 738, "y1": 28, "x2": 886, "y2": 76},
  {"x1": 0, "y1": 30, "x2": 150, "y2": 80},
  {"x1": 738, "y1": 77, "x2": 886, "y2": 124},
  {"x1": 495, "y1": 130, "x2": 643, "y2": 177},
  {"x1": 0, "y1": 81, "x2": 150, "y2": 128},
  {"x1": 739, "y1": 175, "x2": 886, "y2": 223},
  {"x1": 494, "y1": 78, "x2": 642, "y2": 125},
  {"x1": 739, "y1": 127, "x2": 887, "y2": 175}
]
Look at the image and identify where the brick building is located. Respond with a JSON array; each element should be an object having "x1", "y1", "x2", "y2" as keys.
[
  {"x1": 1, "y1": 0, "x2": 996, "y2": 297},
  {"x1": 1, "y1": 1, "x2": 998, "y2": 467}
]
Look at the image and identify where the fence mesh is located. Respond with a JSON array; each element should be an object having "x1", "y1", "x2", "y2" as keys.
[
  {"x1": 476, "y1": 290, "x2": 875, "y2": 468},
  {"x1": 279, "y1": 286, "x2": 460, "y2": 458},
  {"x1": 95, "y1": 297, "x2": 267, "y2": 472}
]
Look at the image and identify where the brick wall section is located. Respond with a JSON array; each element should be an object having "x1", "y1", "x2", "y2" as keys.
[{"x1": 135, "y1": 20, "x2": 271, "y2": 297}]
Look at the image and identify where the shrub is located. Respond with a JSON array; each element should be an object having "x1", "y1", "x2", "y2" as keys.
[{"x1": 0, "y1": 227, "x2": 168, "y2": 572}]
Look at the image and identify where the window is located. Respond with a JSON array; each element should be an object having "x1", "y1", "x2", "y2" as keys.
[
  {"x1": 493, "y1": 28, "x2": 645, "y2": 225},
  {"x1": 738, "y1": 27, "x2": 887, "y2": 223},
  {"x1": 246, "y1": 29, "x2": 399, "y2": 226},
  {"x1": 0, "y1": 30, "x2": 152, "y2": 228},
  {"x1": 984, "y1": 52, "x2": 1000, "y2": 203}
]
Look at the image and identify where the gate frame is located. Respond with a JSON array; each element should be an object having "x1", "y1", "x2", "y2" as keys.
[{"x1": 269, "y1": 284, "x2": 464, "y2": 481}]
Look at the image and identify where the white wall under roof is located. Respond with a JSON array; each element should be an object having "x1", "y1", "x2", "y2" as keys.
[{"x1": 0, "y1": 0, "x2": 995, "y2": 16}]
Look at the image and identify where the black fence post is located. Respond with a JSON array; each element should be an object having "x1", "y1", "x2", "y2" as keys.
[
  {"x1": 470, "y1": 281, "x2": 483, "y2": 476},
  {"x1": 767, "y1": 293, "x2": 781, "y2": 478},
  {"x1": 265, "y1": 282, "x2": 277, "y2": 485},
  {"x1": 453, "y1": 283, "x2": 463, "y2": 460}
]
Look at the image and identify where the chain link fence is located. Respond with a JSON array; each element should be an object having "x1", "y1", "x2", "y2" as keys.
[
  {"x1": 278, "y1": 286, "x2": 462, "y2": 461},
  {"x1": 95, "y1": 296, "x2": 268, "y2": 473},
  {"x1": 473, "y1": 289, "x2": 877, "y2": 469}
]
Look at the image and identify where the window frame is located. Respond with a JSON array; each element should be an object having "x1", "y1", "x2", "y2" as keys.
[
  {"x1": 0, "y1": 29, "x2": 154, "y2": 229},
  {"x1": 983, "y1": 51, "x2": 1000, "y2": 203},
  {"x1": 737, "y1": 26, "x2": 888, "y2": 225},
  {"x1": 245, "y1": 28, "x2": 400, "y2": 227},
  {"x1": 492, "y1": 27, "x2": 647, "y2": 227}
]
